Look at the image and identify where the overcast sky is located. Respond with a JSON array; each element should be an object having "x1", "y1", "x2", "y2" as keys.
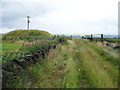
[{"x1": 0, "y1": 0, "x2": 119, "y2": 34}]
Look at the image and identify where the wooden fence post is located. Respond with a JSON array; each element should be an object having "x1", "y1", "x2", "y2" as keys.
[
  {"x1": 101, "y1": 34, "x2": 104, "y2": 44},
  {"x1": 91, "y1": 34, "x2": 93, "y2": 41}
]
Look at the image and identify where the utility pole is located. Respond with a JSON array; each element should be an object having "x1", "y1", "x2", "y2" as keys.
[{"x1": 27, "y1": 16, "x2": 30, "y2": 30}]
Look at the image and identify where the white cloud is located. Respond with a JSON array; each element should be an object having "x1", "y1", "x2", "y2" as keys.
[
  {"x1": 1, "y1": 27, "x2": 15, "y2": 33},
  {"x1": 1, "y1": 0, "x2": 119, "y2": 34}
]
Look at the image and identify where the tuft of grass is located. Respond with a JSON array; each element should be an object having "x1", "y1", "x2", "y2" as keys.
[
  {"x1": 63, "y1": 58, "x2": 78, "y2": 88},
  {"x1": 29, "y1": 64, "x2": 43, "y2": 80}
]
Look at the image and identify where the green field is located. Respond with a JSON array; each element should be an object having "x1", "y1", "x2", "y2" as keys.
[
  {"x1": 11, "y1": 38, "x2": 118, "y2": 88},
  {"x1": 2, "y1": 42, "x2": 22, "y2": 53},
  {"x1": 1, "y1": 42, "x2": 22, "y2": 62}
]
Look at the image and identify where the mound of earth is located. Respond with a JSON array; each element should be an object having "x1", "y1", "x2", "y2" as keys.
[{"x1": 3, "y1": 30, "x2": 52, "y2": 37}]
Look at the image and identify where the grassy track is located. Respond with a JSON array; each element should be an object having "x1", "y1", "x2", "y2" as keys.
[
  {"x1": 75, "y1": 39, "x2": 118, "y2": 88},
  {"x1": 12, "y1": 38, "x2": 118, "y2": 88}
]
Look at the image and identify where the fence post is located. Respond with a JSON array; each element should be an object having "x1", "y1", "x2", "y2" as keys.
[
  {"x1": 101, "y1": 34, "x2": 104, "y2": 44},
  {"x1": 70, "y1": 35, "x2": 72, "y2": 40},
  {"x1": 91, "y1": 34, "x2": 93, "y2": 41}
]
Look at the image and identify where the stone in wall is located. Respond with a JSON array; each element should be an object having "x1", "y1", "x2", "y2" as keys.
[
  {"x1": 24, "y1": 54, "x2": 35, "y2": 64},
  {"x1": 40, "y1": 49, "x2": 45, "y2": 59},
  {"x1": 3, "y1": 60, "x2": 22, "y2": 74},
  {"x1": 113, "y1": 45, "x2": 120, "y2": 50},
  {"x1": 13, "y1": 57, "x2": 29, "y2": 69},
  {"x1": 2, "y1": 70, "x2": 13, "y2": 88},
  {"x1": 43, "y1": 45, "x2": 50, "y2": 54}
]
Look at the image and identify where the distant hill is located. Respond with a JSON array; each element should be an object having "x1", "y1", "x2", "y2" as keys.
[{"x1": 3, "y1": 30, "x2": 52, "y2": 37}]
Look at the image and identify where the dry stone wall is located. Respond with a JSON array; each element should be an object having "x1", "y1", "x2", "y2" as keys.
[{"x1": 2, "y1": 38, "x2": 64, "y2": 88}]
